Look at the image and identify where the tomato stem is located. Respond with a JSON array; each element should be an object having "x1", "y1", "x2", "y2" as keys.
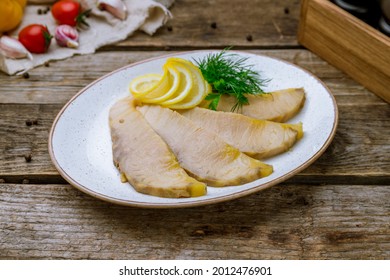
[{"x1": 43, "y1": 28, "x2": 53, "y2": 50}]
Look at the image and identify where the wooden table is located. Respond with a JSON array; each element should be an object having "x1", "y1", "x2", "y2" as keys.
[{"x1": 1, "y1": 0, "x2": 389, "y2": 260}]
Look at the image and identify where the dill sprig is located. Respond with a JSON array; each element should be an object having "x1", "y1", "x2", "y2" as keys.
[{"x1": 194, "y1": 49, "x2": 269, "y2": 111}]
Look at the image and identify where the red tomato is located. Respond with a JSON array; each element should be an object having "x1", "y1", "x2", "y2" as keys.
[
  {"x1": 51, "y1": 0, "x2": 83, "y2": 27},
  {"x1": 18, "y1": 24, "x2": 52, "y2": 54}
]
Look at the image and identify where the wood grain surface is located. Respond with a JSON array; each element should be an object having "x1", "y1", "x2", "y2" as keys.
[
  {"x1": 1, "y1": 0, "x2": 389, "y2": 260},
  {"x1": 298, "y1": 0, "x2": 390, "y2": 103},
  {"x1": 124, "y1": 0, "x2": 301, "y2": 49},
  {"x1": 1, "y1": 183, "x2": 389, "y2": 259},
  {"x1": 0, "y1": 50, "x2": 382, "y2": 104}
]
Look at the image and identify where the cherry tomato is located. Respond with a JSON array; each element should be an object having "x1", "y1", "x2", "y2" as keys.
[
  {"x1": 18, "y1": 24, "x2": 52, "y2": 54},
  {"x1": 51, "y1": 0, "x2": 86, "y2": 27}
]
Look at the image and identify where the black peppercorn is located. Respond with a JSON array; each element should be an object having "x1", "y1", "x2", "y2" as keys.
[{"x1": 24, "y1": 154, "x2": 32, "y2": 163}]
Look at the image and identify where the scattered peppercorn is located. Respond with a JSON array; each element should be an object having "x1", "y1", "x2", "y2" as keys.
[
  {"x1": 23, "y1": 72, "x2": 30, "y2": 79},
  {"x1": 26, "y1": 120, "x2": 38, "y2": 126},
  {"x1": 44, "y1": 61, "x2": 50, "y2": 67},
  {"x1": 246, "y1": 34, "x2": 253, "y2": 41},
  {"x1": 24, "y1": 154, "x2": 32, "y2": 163},
  {"x1": 37, "y1": 8, "x2": 43, "y2": 15},
  {"x1": 167, "y1": 25, "x2": 173, "y2": 32},
  {"x1": 284, "y1": 7, "x2": 290, "y2": 14},
  {"x1": 210, "y1": 22, "x2": 217, "y2": 29}
]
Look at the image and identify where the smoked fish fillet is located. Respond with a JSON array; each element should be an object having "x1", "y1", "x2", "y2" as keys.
[
  {"x1": 138, "y1": 105, "x2": 273, "y2": 187},
  {"x1": 215, "y1": 88, "x2": 306, "y2": 122},
  {"x1": 180, "y1": 107, "x2": 303, "y2": 159},
  {"x1": 109, "y1": 97, "x2": 206, "y2": 198}
]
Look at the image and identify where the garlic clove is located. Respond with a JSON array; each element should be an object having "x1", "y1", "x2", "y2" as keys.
[
  {"x1": 97, "y1": 0, "x2": 128, "y2": 20},
  {"x1": 0, "y1": 36, "x2": 33, "y2": 60},
  {"x1": 55, "y1": 25, "x2": 79, "y2": 48}
]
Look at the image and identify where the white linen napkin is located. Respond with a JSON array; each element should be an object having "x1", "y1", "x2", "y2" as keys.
[{"x1": 0, "y1": 0, "x2": 174, "y2": 75}]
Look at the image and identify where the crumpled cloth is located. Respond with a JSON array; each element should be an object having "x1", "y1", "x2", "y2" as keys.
[{"x1": 0, "y1": 0, "x2": 174, "y2": 75}]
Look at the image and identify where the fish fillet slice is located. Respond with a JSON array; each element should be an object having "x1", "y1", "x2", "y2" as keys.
[
  {"x1": 137, "y1": 105, "x2": 273, "y2": 187},
  {"x1": 215, "y1": 88, "x2": 306, "y2": 122},
  {"x1": 180, "y1": 107, "x2": 303, "y2": 159},
  {"x1": 109, "y1": 97, "x2": 206, "y2": 198}
]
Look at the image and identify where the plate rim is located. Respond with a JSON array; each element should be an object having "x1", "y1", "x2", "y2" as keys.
[{"x1": 48, "y1": 50, "x2": 339, "y2": 208}]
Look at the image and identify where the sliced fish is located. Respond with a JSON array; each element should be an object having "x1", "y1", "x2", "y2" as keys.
[
  {"x1": 109, "y1": 97, "x2": 206, "y2": 198},
  {"x1": 215, "y1": 88, "x2": 306, "y2": 122},
  {"x1": 181, "y1": 107, "x2": 303, "y2": 159},
  {"x1": 138, "y1": 104, "x2": 273, "y2": 187}
]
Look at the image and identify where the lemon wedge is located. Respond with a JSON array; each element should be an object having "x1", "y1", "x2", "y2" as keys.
[{"x1": 129, "y1": 73, "x2": 162, "y2": 98}]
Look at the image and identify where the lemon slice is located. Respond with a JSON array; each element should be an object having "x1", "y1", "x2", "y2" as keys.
[
  {"x1": 166, "y1": 58, "x2": 210, "y2": 109},
  {"x1": 160, "y1": 61, "x2": 193, "y2": 106},
  {"x1": 140, "y1": 65, "x2": 180, "y2": 103},
  {"x1": 129, "y1": 73, "x2": 162, "y2": 98},
  {"x1": 128, "y1": 57, "x2": 210, "y2": 109}
]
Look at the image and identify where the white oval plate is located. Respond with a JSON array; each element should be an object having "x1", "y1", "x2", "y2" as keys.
[{"x1": 49, "y1": 50, "x2": 338, "y2": 208}]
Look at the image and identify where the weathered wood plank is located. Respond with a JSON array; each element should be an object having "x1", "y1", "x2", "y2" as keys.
[
  {"x1": 0, "y1": 183, "x2": 389, "y2": 259},
  {"x1": 116, "y1": 0, "x2": 300, "y2": 49},
  {"x1": 27, "y1": 0, "x2": 300, "y2": 49},
  {"x1": 0, "y1": 104, "x2": 54, "y2": 178},
  {"x1": 0, "y1": 102, "x2": 389, "y2": 183},
  {"x1": 25, "y1": 0, "x2": 300, "y2": 48},
  {"x1": 298, "y1": 0, "x2": 390, "y2": 103},
  {"x1": 0, "y1": 50, "x2": 384, "y2": 105}
]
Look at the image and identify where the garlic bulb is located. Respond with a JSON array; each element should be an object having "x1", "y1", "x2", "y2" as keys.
[
  {"x1": 97, "y1": 0, "x2": 127, "y2": 20},
  {"x1": 0, "y1": 36, "x2": 33, "y2": 60},
  {"x1": 55, "y1": 25, "x2": 79, "y2": 48}
]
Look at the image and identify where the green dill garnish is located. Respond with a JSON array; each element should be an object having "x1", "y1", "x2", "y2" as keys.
[{"x1": 194, "y1": 48, "x2": 269, "y2": 111}]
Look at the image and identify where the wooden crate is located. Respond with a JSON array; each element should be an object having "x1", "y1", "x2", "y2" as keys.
[{"x1": 298, "y1": 0, "x2": 390, "y2": 103}]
